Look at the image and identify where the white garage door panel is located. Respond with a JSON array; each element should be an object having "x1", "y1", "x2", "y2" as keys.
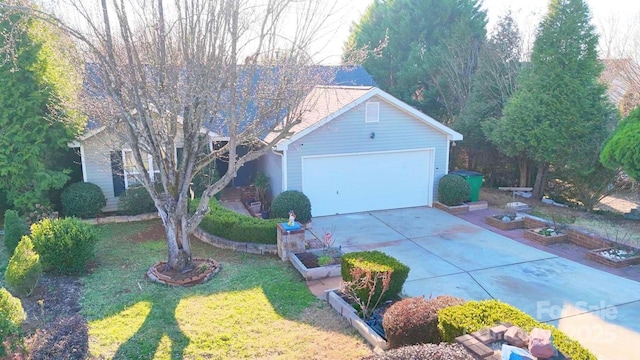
[{"x1": 303, "y1": 149, "x2": 433, "y2": 216}]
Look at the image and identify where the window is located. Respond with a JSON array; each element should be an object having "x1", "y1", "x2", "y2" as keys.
[
  {"x1": 122, "y1": 150, "x2": 159, "y2": 189},
  {"x1": 365, "y1": 102, "x2": 380, "y2": 123}
]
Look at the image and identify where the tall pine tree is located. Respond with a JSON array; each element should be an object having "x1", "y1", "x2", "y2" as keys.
[
  {"x1": 344, "y1": 0, "x2": 486, "y2": 124},
  {"x1": 485, "y1": 0, "x2": 615, "y2": 200},
  {"x1": 0, "y1": 13, "x2": 83, "y2": 211}
]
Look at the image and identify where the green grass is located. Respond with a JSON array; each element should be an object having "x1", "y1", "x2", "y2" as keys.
[{"x1": 83, "y1": 220, "x2": 370, "y2": 359}]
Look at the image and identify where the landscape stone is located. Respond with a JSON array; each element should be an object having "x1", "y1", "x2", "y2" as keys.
[
  {"x1": 504, "y1": 326, "x2": 528, "y2": 347},
  {"x1": 528, "y1": 328, "x2": 555, "y2": 359},
  {"x1": 490, "y1": 324, "x2": 509, "y2": 340}
]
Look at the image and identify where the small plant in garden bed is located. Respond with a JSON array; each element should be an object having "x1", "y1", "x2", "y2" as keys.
[
  {"x1": 596, "y1": 247, "x2": 640, "y2": 260},
  {"x1": 537, "y1": 228, "x2": 562, "y2": 236}
]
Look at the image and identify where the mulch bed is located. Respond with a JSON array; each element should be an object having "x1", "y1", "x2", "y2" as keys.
[{"x1": 295, "y1": 251, "x2": 341, "y2": 268}]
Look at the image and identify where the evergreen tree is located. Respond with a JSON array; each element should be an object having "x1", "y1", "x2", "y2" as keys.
[
  {"x1": 344, "y1": 0, "x2": 486, "y2": 123},
  {"x1": 0, "y1": 12, "x2": 82, "y2": 211},
  {"x1": 485, "y1": 0, "x2": 615, "y2": 200},
  {"x1": 455, "y1": 13, "x2": 523, "y2": 185},
  {"x1": 601, "y1": 106, "x2": 640, "y2": 187}
]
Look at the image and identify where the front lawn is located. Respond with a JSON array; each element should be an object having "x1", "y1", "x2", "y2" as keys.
[{"x1": 1, "y1": 220, "x2": 370, "y2": 359}]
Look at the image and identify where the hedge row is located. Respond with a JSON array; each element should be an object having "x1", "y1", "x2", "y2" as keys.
[
  {"x1": 198, "y1": 199, "x2": 283, "y2": 244},
  {"x1": 437, "y1": 299, "x2": 596, "y2": 360}
]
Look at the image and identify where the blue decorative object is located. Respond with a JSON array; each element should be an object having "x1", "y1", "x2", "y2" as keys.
[{"x1": 281, "y1": 222, "x2": 302, "y2": 231}]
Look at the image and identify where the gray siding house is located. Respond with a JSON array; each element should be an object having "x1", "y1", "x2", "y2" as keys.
[{"x1": 259, "y1": 86, "x2": 462, "y2": 217}]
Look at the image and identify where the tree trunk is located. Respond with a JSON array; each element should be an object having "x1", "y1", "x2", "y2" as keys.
[
  {"x1": 518, "y1": 153, "x2": 531, "y2": 187},
  {"x1": 161, "y1": 206, "x2": 193, "y2": 272},
  {"x1": 532, "y1": 162, "x2": 549, "y2": 201}
]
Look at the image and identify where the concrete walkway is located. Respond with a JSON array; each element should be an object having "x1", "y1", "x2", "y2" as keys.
[{"x1": 307, "y1": 207, "x2": 640, "y2": 360}]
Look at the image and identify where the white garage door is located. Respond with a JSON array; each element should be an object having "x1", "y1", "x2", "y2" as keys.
[{"x1": 302, "y1": 149, "x2": 434, "y2": 216}]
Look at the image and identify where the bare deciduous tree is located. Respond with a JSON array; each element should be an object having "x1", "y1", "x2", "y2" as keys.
[{"x1": 0, "y1": 0, "x2": 338, "y2": 272}]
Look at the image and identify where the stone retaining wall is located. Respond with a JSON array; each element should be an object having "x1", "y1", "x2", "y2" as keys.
[
  {"x1": 521, "y1": 214, "x2": 611, "y2": 250},
  {"x1": 193, "y1": 228, "x2": 278, "y2": 255},
  {"x1": 80, "y1": 213, "x2": 159, "y2": 225}
]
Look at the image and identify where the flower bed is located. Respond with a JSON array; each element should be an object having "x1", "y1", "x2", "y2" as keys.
[
  {"x1": 523, "y1": 228, "x2": 568, "y2": 245},
  {"x1": 485, "y1": 214, "x2": 525, "y2": 231},
  {"x1": 586, "y1": 247, "x2": 640, "y2": 268},
  {"x1": 434, "y1": 202, "x2": 469, "y2": 215},
  {"x1": 290, "y1": 249, "x2": 342, "y2": 281}
]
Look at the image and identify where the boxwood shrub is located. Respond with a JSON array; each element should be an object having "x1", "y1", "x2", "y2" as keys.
[
  {"x1": 30, "y1": 218, "x2": 98, "y2": 275},
  {"x1": 438, "y1": 299, "x2": 596, "y2": 360},
  {"x1": 341, "y1": 250, "x2": 410, "y2": 303},
  {"x1": 5, "y1": 236, "x2": 42, "y2": 297},
  {"x1": 3, "y1": 210, "x2": 28, "y2": 256},
  {"x1": 199, "y1": 199, "x2": 282, "y2": 244},
  {"x1": 61, "y1": 182, "x2": 106, "y2": 218},
  {"x1": 437, "y1": 174, "x2": 470, "y2": 206},
  {"x1": 118, "y1": 186, "x2": 157, "y2": 215},
  {"x1": 270, "y1": 190, "x2": 312, "y2": 223},
  {"x1": 0, "y1": 287, "x2": 26, "y2": 356}
]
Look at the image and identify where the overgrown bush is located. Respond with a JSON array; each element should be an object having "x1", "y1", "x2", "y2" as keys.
[
  {"x1": 25, "y1": 204, "x2": 59, "y2": 226},
  {"x1": 0, "y1": 287, "x2": 26, "y2": 356},
  {"x1": 118, "y1": 186, "x2": 157, "y2": 215},
  {"x1": 362, "y1": 343, "x2": 474, "y2": 360},
  {"x1": 199, "y1": 199, "x2": 282, "y2": 244},
  {"x1": 438, "y1": 299, "x2": 596, "y2": 360},
  {"x1": 437, "y1": 174, "x2": 470, "y2": 206},
  {"x1": 5, "y1": 236, "x2": 42, "y2": 297},
  {"x1": 30, "y1": 218, "x2": 98, "y2": 274},
  {"x1": 61, "y1": 182, "x2": 106, "y2": 218},
  {"x1": 270, "y1": 190, "x2": 312, "y2": 223},
  {"x1": 3, "y1": 209, "x2": 28, "y2": 256},
  {"x1": 383, "y1": 295, "x2": 465, "y2": 349},
  {"x1": 341, "y1": 250, "x2": 409, "y2": 304}
]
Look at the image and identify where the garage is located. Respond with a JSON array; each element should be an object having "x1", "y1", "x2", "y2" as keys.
[{"x1": 302, "y1": 149, "x2": 434, "y2": 216}]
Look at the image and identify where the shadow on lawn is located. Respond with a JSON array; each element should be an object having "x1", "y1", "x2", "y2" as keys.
[{"x1": 112, "y1": 295, "x2": 190, "y2": 360}]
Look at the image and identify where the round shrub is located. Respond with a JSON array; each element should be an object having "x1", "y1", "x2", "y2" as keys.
[
  {"x1": 0, "y1": 287, "x2": 26, "y2": 356},
  {"x1": 438, "y1": 174, "x2": 470, "y2": 206},
  {"x1": 341, "y1": 250, "x2": 410, "y2": 304},
  {"x1": 30, "y1": 218, "x2": 98, "y2": 275},
  {"x1": 61, "y1": 182, "x2": 106, "y2": 219},
  {"x1": 118, "y1": 186, "x2": 157, "y2": 215},
  {"x1": 362, "y1": 343, "x2": 474, "y2": 360},
  {"x1": 270, "y1": 190, "x2": 312, "y2": 223},
  {"x1": 3, "y1": 209, "x2": 29, "y2": 256},
  {"x1": 383, "y1": 295, "x2": 465, "y2": 349},
  {"x1": 5, "y1": 236, "x2": 42, "y2": 297}
]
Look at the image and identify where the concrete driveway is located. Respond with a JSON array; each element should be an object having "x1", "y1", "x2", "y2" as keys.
[{"x1": 308, "y1": 207, "x2": 640, "y2": 360}]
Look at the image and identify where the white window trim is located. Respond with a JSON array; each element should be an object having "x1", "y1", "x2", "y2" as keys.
[
  {"x1": 365, "y1": 101, "x2": 380, "y2": 123},
  {"x1": 122, "y1": 150, "x2": 158, "y2": 189}
]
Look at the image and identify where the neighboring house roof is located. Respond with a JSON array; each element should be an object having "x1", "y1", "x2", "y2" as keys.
[
  {"x1": 78, "y1": 64, "x2": 376, "y2": 140},
  {"x1": 271, "y1": 85, "x2": 463, "y2": 150}
]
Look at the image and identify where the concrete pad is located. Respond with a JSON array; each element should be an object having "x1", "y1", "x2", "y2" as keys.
[
  {"x1": 411, "y1": 230, "x2": 556, "y2": 271},
  {"x1": 344, "y1": 239, "x2": 464, "y2": 281},
  {"x1": 310, "y1": 212, "x2": 404, "y2": 247},
  {"x1": 403, "y1": 273, "x2": 492, "y2": 301},
  {"x1": 554, "y1": 301, "x2": 640, "y2": 360},
  {"x1": 371, "y1": 207, "x2": 469, "y2": 238},
  {"x1": 220, "y1": 200, "x2": 251, "y2": 216},
  {"x1": 470, "y1": 257, "x2": 640, "y2": 322},
  {"x1": 306, "y1": 276, "x2": 342, "y2": 299}
]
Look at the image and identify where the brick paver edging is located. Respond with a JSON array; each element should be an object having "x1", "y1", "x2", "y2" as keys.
[{"x1": 79, "y1": 212, "x2": 159, "y2": 224}]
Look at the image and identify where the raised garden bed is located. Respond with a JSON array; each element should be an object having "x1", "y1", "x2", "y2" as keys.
[
  {"x1": 290, "y1": 249, "x2": 342, "y2": 281},
  {"x1": 586, "y1": 247, "x2": 640, "y2": 268},
  {"x1": 325, "y1": 289, "x2": 389, "y2": 351},
  {"x1": 485, "y1": 214, "x2": 525, "y2": 231},
  {"x1": 434, "y1": 201, "x2": 469, "y2": 215},
  {"x1": 523, "y1": 228, "x2": 568, "y2": 246}
]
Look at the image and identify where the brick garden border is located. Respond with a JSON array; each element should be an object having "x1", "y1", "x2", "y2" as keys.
[
  {"x1": 485, "y1": 215, "x2": 525, "y2": 231},
  {"x1": 434, "y1": 201, "x2": 469, "y2": 214},
  {"x1": 523, "y1": 228, "x2": 568, "y2": 245},
  {"x1": 193, "y1": 228, "x2": 278, "y2": 255},
  {"x1": 586, "y1": 247, "x2": 640, "y2": 268}
]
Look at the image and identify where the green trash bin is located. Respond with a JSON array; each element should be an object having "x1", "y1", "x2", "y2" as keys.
[{"x1": 450, "y1": 170, "x2": 484, "y2": 202}]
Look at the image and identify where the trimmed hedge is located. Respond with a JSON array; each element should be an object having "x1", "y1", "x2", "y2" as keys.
[
  {"x1": 270, "y1": 190, "x2": 312, "y2": 223},
  {"x1": 30, "y1": 218, "x2": 98, "y2": 275},
  {"x1": 5, "y1": 236, "x2": 42, "y2": 297},
  {"x1": 383, "y1": 295, "x2": 465, "y2": 349},
  {"x1": 341, "y1": 250, "x2": 410, "y2": 303},
  {"x1": 61, "y1": 182, "x2": 106, "y2": 218},
  {"x1": 438, "y1": 174, "x2": 470, "y2": 206},
  {"x1": 438, "y1": 299, "x2": 596, "y2": 360},
  {"x1": 3, "y1": 210, "x2": 28, "y2": 256},
  {"x1": 0, "y1": 287, "x2": 26, "y2": 356},
  {"x1": 199, "y1": 199, "x2": 282, "y2": 244}
]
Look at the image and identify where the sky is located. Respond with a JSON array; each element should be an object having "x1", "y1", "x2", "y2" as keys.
[{"x1": 315, "y1": 0, "x2": 640, "y2": 64}]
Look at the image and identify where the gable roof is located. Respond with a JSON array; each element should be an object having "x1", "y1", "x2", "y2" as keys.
[{"x1": 272, "y1": 86, "x2": 463, "y2": 150}]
